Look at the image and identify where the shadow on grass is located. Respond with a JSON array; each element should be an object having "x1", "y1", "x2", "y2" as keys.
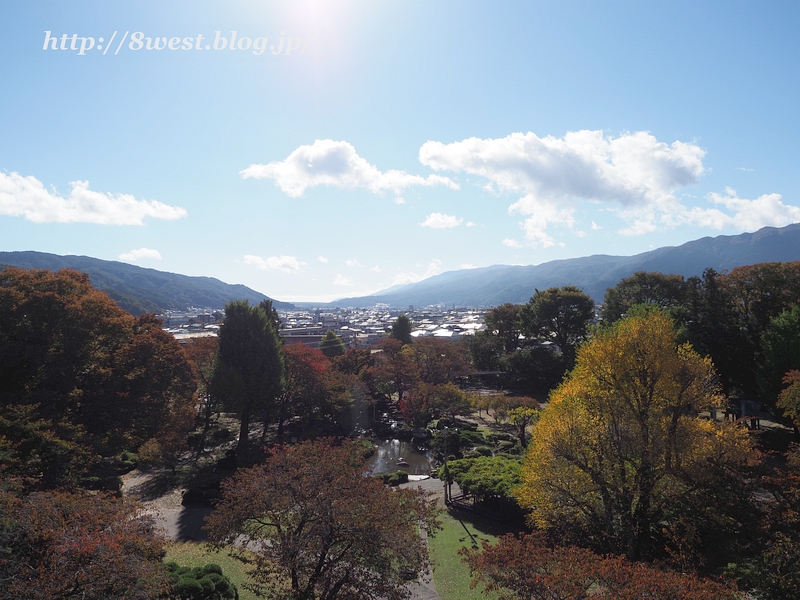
[{"x1": 443, "y1": 505, "x2": 525, "y2": 549}]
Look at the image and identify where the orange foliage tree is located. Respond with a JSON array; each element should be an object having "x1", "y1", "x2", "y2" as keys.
[{"x1": 0, "y1": 268, "x2": 196, "y2": 488}]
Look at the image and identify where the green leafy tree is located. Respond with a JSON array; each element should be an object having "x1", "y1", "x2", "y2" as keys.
[
  {"x1": 502, "y1": 346, "x2": 566, "y2": 396},
  {"x1": 210, "y1": 300, "x2": 284, "y2": 466},
  {"x1": 516, "y1": 309, "x2": 756, "y2": 564},
  {"x1": 205, "y1": 439, "x2": 439, "y2": 600},
  {"x1": 390, "y1": 314, "x2": 413, "y2": 345},
  {"x1": 439, "y1": 455, "x2": 523, "y2": 503},
  {"x1": 519, "y1": 285, "x2": 594, "y2": 367},
  {"x1": 466, "y1": 330, "x2": 504, "y2": 371},
  {"x1": 318, "y1": 329, "x2": 346, "y2": 358},
  {"x1": 484, "y1": 303, "x2": 522, "y2": 353},
  {"x1": 710, "y1": 262, "x2": 800, "y2": 398},
  {"x1": 601, "y1": 271, "x2": 687, "y2": 323},
  {"x1": 508, "y1": 405, "x2": 540, "y2": 447},
  {"x1": 760, "y1": 306, "x2": 800, "y2": 407}
]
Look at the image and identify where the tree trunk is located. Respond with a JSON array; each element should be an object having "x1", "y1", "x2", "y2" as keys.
[{"x1": 237, "y1": 405, "x2": 251, "y2": 467}]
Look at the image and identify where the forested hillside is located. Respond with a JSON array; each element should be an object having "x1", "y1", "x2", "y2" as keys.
[{"x1": 0, "y1": 251, "x2": 294, "y2": 314}]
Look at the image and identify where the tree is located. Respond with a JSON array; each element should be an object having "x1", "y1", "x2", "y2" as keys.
[
  {"x1": 319, "y1": 329, "x2": 346, "y2": 358},
  {"x1": 508, "y1": 405, "x2": 539, "y2": 447},
  {"x1": 502, "y1": 346, "x2": 567, "y2": 396},
  {"x1": 726, "y1": 444, "x2": 800, "y2": 599},
  {"x1": 0, "y1": 268, "x2": 196, "y2": 488},
  {"x1": 205, "y1": 439, "x2": 439, "y2": 600},
  {"x1": 390, "y1": 314, "x2": 413, "y2": 345},
  {"x1": 777, "y1": 371, "x2": 800, "y2": 436},
  {"x1": 760, "y1": 306, "x2": 800, "y2": 407},
  {"x1": 484, "y1": 303, "x2": 522, "y2": 353},
  {"x1": 404, "y1": 337, "x2": 471, "y2": 385},
  {"x1": 277, "y1": 343, "x2": 353, "y2": 439},
  {"x1": 705, "y1": 262, "x2": 800, "y2": 398},
  {"x1": 368, "y1": 338, "x2": 420, "y2": 406},
  {"x1": 210, "y1": 300, "x2": 284, "y2": 466},
  {"x1": 515, "y1": 309, "x2": 755, "y2": 563},
  {"x1": 461, "y1": 532, "x2": 741, "y2": 600},
  {"x1": 440, "y1": 455, "x2": 522, "y2": 504},
  {"x1": 520, "y1": 285, "x2": 594, "y2": 367},
  {"x1": 465, "y1": 330, "x2": 504, "y2": 371},
  {"x1": 181, "y1": 336, "x2": 220, "y2": 452},
  {"x1": 601, "y1": 271, "x2": 687, "y2": 323},
  {"x1": 0, "y1": 486, "x2": 168, "y2": 600}
]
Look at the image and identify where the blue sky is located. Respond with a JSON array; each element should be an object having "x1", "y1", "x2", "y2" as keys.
[{"x1": 2, "y1": 1, "x2": 799, "y2": 302}]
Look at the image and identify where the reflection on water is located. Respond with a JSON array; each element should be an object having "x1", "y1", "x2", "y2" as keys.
[{"x1": 366, "y1": 439, "x2": 433, "y2": 475}]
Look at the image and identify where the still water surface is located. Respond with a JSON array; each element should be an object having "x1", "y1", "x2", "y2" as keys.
[{"x1": 366, "y1": 439, "x2": 433, "y2": 475}]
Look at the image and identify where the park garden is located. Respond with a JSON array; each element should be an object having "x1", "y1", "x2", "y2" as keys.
[{"x1": 3, "y1": 263, "x2": 800, "y2": 598}]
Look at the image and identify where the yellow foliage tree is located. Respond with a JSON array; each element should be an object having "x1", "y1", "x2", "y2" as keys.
[{"x1": 516, "y1": 309, "x2": 755, "y2": 564}]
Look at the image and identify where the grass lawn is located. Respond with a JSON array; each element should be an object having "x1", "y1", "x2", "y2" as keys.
[
  {"x1": 165, "y1": 541, "x2": 259, "y2": 600},
  {"x1": 428, "y1": 509, "x2": 518, "y2": 600}
]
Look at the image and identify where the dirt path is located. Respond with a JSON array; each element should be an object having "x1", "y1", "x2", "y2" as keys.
[{"x1": 122, "y1": 469, "x2": 212, "y2": 542}]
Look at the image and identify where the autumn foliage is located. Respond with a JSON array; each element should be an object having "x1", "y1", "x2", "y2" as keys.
[
  {"x1": 462, "y1": 532, "x2": 741, "y2": 600},
  {"x1": 516, "y1": 308, "x2": 756, "y2": 564},
  {"x1": 0, "y1": 268, "x2": 196, "y2": 488},
  {"x1": 0, "y1": 486, "x2": 168, "y2": 600},
  {"x1": 205, "y1": 438, "x2": 439, "y2": 600}
]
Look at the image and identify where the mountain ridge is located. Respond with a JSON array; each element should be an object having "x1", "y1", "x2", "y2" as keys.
[
  {"x1": 328, "y1": 224, "x2": 800, "y2": 307},
  {"x1": 0, "y1": 251, "x2": 294, "y2": 315}
]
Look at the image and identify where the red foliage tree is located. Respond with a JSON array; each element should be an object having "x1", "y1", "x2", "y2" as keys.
[
  {"x1": 461, "y1": 532, "x2": 741, "y2": 600},
  {"x1": 205, "y1": 439, "x2": 439, "y2": 600},
  {"x1": 0, "y1": 486, "x2": 168, "y2": 600}
]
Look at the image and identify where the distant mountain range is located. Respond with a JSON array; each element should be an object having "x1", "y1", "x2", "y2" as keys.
[
  {"x1": 330, "y1": 224, "x2": 800, "y2": 307},
  {"x1": 3, "y1": 224, "x2": 800, "y2": 314},
  {"x1": 0, "y1": 251, "x2": 294, "y2": 315}
]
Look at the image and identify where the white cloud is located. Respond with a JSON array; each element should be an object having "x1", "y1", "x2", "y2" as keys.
[
  {"x1": 419, "y1": 130, "x2": 706, "y2": 246},
  {"x1": 591, "y1": 220, "x2": 602, "y2": 230},
  {"x1": 244, "y1": 254, "x2": 306, "y2": 273},
  {"x1": 394, "y1": 197, "x2": 406, "y2": 205},
  {"x1": 503, "y1": 238, "x2": 523, "y2": 248},
  {"x1": 241, "y1": 139, "x2": 459, "y2": 198},
  {"x1": 119, "y1": 247, "x2": 161, "y2": 261},
  {"x1": 333, "y1": 274, "x2": 354, "y2": 286},
  {"x1": 460, "y1": 263, "x2": 478, "y2": 269},
  {"x1": 0, "y1": 172, "x2": 187, "y2": 225},
  {"x1": 370, "y1": 266, "x2": 381, "y2": 272},
  {"x1": 346, "y1": 258, "x2": 362, "y2": 268},
  {"x1": 466, "y1": 221, "x2": 477, "y2": 227},
  {"x1": 391, "y1": 260, "x2": 442, "y2": 286},
  {"x1": 419, "y1": 212, "x2": 463, "y2": 229},
  {"x1": 318, "y1": 256, "x2": 328, "y2": 263},
  {"x1": 682, "y1": 188, "x2": 800, "y2": 231},
  {"x1": 618, "y1": 219, "x2": 659, "y2": 236}
]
